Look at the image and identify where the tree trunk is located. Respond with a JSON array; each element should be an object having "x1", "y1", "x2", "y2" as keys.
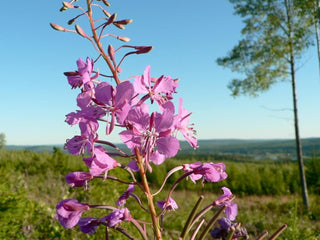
[
  {"x1": 286, "y1": 0, "x2": 309, "y2": 208},
  {"x1": 315, "y1": 0, "x2": 320, "y2": 80},
  {"x1": 290, "y1": 58, "x2": 309, "y2": 209}
]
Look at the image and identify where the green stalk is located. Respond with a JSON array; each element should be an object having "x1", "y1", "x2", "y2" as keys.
[
  {"x1": 179, "y1": 195, "x2": 205, "y2": 239},
  {"x1": 268, "y1": 224, "x2": 287, "y2": 240},
  {"x1": 197, "y1": 205, "x2": 226, "y2": 240}
]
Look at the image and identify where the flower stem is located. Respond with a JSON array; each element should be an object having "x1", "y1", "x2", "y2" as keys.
[
  {"x1": 134, "y1": 147, "x2": 162, "y2": 240},
  {"x1": 179, "y1": 195, "x2": 204, "y2": 239},
  {"x1": 256, "y1": 231, "x2": 268, "y2": 240},
  {"x1": 268, "y1": 224, "x2": 287, "y2": 240},
  {"x1": 197, "y1": 205, "x2": 226, "y2": 240},
  {"x1": 130, "y1": 219, "x2": 149, "y2": 240},
  {"x1": 86, "y1": 0, "x2": 120, "y2": 85}
]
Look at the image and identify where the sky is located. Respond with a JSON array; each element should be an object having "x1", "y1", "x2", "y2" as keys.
[{"x1": 1, "y1": 0, "x2": 320, "y2": 145}]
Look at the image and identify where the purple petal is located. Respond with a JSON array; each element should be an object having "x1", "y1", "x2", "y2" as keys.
[
  {"x1": 225, "y1": 203, "x2": 238, "y2": 221},
  {"x1": 119, "y1": 130, "x2": 141, "y2": 151},
  {"x1": 65, "y1": 112, "x2": 81, "y2": 125},
  {"x1": 128, "y1": 160, "x2": 139, "y2": 172},
  {"x1": 77, "y1": 91, "x2": 92, "y2": 109},
  {"x1": 56, "y1": 199, "x2": 90, "y2": 229},
  {"x1": 150, "y1": 151, "x2": 166, "y2": 165},
  {"x1": 153, "y1": 75, "x2": 176, "y2": 94},
  {"x1": 65, "y1": 172, "x2": 93, "y2": 187},
  {"x1": 78, "y1": 217, "x2": 100, "y2": 234},
  {"x1": 156, "y1": 136, "x2": 179, "y2": 158},
  {"x1": 95, "y1": 82, "x2": 113, "y2": 105},
  {"x1": 115, "y1": 81, "x2": 134, "y2": 107}
]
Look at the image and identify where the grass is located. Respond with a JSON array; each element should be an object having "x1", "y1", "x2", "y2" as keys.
[{"x1": 0, "y1": 149, "x2": 319, "y2": 239}]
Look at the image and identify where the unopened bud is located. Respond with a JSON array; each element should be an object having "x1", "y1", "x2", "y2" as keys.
[
  {"x1": 64, "y1": 71, "x2": 78, "y2": 76},
  {"x1": 108, "y1": 44, "x2": 116, "y2": 62},
  {"x1": 117, "y1": 36, "x2": 130, "y2": 42},
  {"x1": 68, "y1": 18, "x2": 76, "y2": 25},
  {"x1": 103, "y1": 9, "x2": 111, "y2": 17},
  {"x1": 114, "y1": 19, "x2": 133, "y2": 25},
  {"x1": 106, "y1": 13, "x2": 117, "y2": 25},
  {"x1": 102, "y1": 0, "x2": 111, "y2": 6},
  {"x1": 75, "y1": 24, "x2": 87, "y2": 38},
  {"x1": 60, "y1": 6, "x2": 68, "y2": 12},
  {"x1": 62, "y1": 1, "x2": 75, "y2": 9},
  {"x1": 135, "y1": 46, "x2": 153, "y2": 54},
  {"x1": 113, "y1": 23, "x2": 125, "y2": 29},
  {"x1": 50, "y1": 23, "x2": 66, "y2": 32}
]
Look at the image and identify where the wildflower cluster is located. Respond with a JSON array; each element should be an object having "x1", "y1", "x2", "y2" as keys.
[{"x1": 51, "y1": 1, "x2": 286, "y2": 239}]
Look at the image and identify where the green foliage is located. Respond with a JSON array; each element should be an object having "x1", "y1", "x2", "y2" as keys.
[
  {"x1": 217, "y1": 0, "x2": 313, "y2": 97},
  {"x1": 306, "y1": 155, "x2": 320, "y2": 194},
  {"x1": 0, "y1": 149, "x2": 319, "y2": 239},
  {"x1": 0, "y1": 133, "x2": 6, "y2": 150}
]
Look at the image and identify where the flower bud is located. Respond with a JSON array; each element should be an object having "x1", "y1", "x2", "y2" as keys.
[
  {"x1": 68, "y1": 18, "x2": 76, "y2": 25},
  {"x1": 117, "y1": 36, "x2": 130, "y2": 42},
  {"x1": 114, "y1": 19, "x2": 133, "y2": 25},
  {"x1": 113, "y1": 23, "x2": 125, "y2": 29},
  {"x1": 50, "y1": 23, "x2": 66, "y2": 32},
  {"x1": 135, "y1": 46, "x2": 153, "y2": 54},
  {"x1": 75, "y1": 24, "x2": 87, "y2": 38},
  {"x1": 108, "y1": 44, "x2": 116, "y2": 63},
  {"x1": 103, "y1": 9, "x2": 111, "y2": 17},
  {"x1": 106, "y1": 13, "x2": 117, "y2": 25},
  {"x1": 62, "y1": 1, "x2": 75, "y2": 9},
  {"x1": 102, "y1": 0, "x2": 111, "y2": 7},
  {"x1": 60, "y1": 6, "x2": 68, "y2": 12}
]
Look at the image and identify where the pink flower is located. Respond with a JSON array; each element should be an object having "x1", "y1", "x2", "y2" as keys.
[
  {"x1": 157, "y1": 197, "x2": 178, "y2": 212},
  {"x1": 78, "y1": 217, "x2": 101, "y2": 235},
  {"x1": 101, "y1": 208, "x2": 132, "y2": 227},
  {"x1": 83, "y1": 145, "x2": 118, "y2": 176},
  {"x1": 56, "y1": 199, "x2": 90, "y2": 229},
  {"x1": 182, "y1": 162, "x2": 203, "y2": 183},
  {"x1": 183, "y1": 162, "x2": 228, "y2": 183},
  {"x1": 94, "y1": 81, "x2": 134, "y2": 134},
  {"x1": 116, "y1": 184, "x2": 135, "y2": 206},
  {"x1": 119, "y1": 102, "x2": 179, "y2": 167},
  {"x1": 213, "y1": 187, "x2": 238, "y2": 221},
  {"x1": 193, "y1": 162, "x2": 228, "y2": 183},
  {"x1": 174, "y1": 98, "x2": 198, "y2": 148},
  {"x1": 65, "y1": 172, "x2": 93, "y2": 187},
  {"x1": 65, "y1": 135, "x2": 94, "y2": 155},
  {"x1": 65, "y1": 106, "x2": 105, "y2": 127},
  {"x1": 134, "y1": 65, "x2": 177, "y2": 105},
  {"x1": 64, "y1": 58, "x2": 98, "y2": 89}
]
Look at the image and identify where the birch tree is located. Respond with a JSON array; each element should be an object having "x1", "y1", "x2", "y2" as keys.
[{"x1": 217, "y1": 0, "x2": 313, "y2": 208}]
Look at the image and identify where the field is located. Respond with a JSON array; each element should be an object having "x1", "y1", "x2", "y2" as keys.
[{"x1": 0, "y1": 148, "x2": 319, "y2": 239}]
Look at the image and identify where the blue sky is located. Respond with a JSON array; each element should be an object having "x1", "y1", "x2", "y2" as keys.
[{"x1": 1, "y1": 0, "x2": 320, "y2": 145}]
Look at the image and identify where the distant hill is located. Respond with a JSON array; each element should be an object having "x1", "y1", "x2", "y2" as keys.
[
  {"x1": 181, "y1": 138, "x2": 320, "y2": 159},
  {"x1": 6, "y1": 138, "x2": 320, "y2": 160}
]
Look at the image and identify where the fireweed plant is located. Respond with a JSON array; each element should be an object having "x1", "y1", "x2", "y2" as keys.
[{"x1": 51, "y1": 1, "x2": 286, "y2": 239}]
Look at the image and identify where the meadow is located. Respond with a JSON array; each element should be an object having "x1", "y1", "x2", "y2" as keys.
[{"x1": 0, "y1": 148, "x2": 319, "y2": 240}]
